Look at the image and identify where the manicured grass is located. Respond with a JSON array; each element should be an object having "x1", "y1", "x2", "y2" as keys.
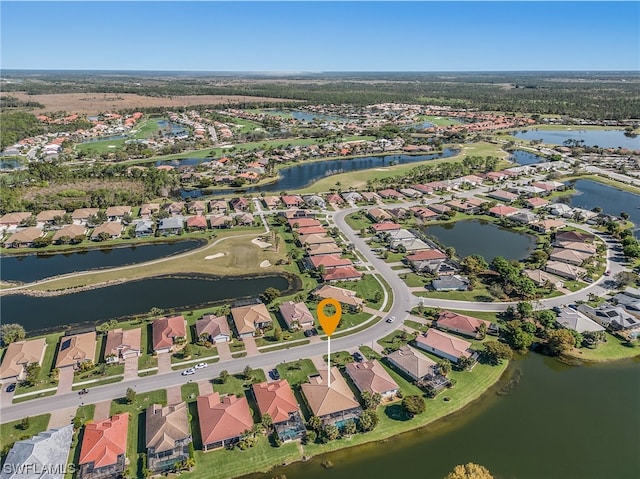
[
  {"x1": 75, "y1": 404, "x2": 96, "y2": 424},
  {"x1": 276, "y1": 359, "x2": 318, "y2": 386},
  {"x1": 74, "y1": 363, "x2": 124, "y2": 382},
  {"x1": 323, "y1": 350, "x2": 354, "y2": 367},
  {"x1": 416, "y1": 115, "x2": 460, "y2": 127},
  {"x1": 404, "y1": 319, "x2": 429, "y2": 332},
  {"x1": 382, "y1": 251, "x2": 406, "y2": 263},
  {"x1": 72, "y1": 376, "x2": 123, "y2": 390},
  {"x1": 377, "y1": 330, "x2": 415, "y2": 353},
  {"x1": 444, "y1": 309, "x2": 503, "y2": 324},
  {"x1": 212, "y1": 370, "x2": 267, "y2": 397},
  {"x1": 338, "y1": 274, "x2": 384, "y2": 308},
  {"x1": 401, "y1": 272, "x2": 429, "y2": 288},
  {"x1": 559, "y1": 174, "x2": 640, "y2": 195},
  {"x1": 359, "y1": 346, "x2": 382, "y2": 360},
  {"x1": 563, "y1": 280, "x2": 588, "y2": 292},
  {"x1": 344, "y1": 212, "x2": 374, "y2": 233},
  {"x1": 11, "y1": 390, "x2": 56, "y2": 404},
  {"x1": 181, "y1": 382, "x2": 200, "y2": 403},
  {"x1": 565, "y1": 333, "x2": 640, "y2": 362},
  {"x1": 0, "y1": 414, "x2": 50, "y2": 453}
]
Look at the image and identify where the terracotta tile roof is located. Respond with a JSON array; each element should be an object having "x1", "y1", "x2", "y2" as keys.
[
  {"x1": 313, "y1": 285, "x2": 363, "y2": 307},
  {"x1": 436, "y1": 310, "x2": 491, "y2": 337},
  {"x1": 71, "y1": 208, "x2": 99, "y2": 220},
  {"x1": 322, "y1": 266, "x2": 362, "y2": 281},
  {"x1": 371, "y1": 222, "x2": 401, "y2": 232},
  {"x1": 251, "y1": 380, "x2": 300, "y2": 423},
  {"x1": 415, "y1": 329, "x2": 472, "y2": 360},
  {"x1": 55, "y1": 332, "x2": 96, "y2": 368},
  {"x1": 278, "y1": 301, "x2": 314, "y2": 329},
  {"x1": 105, "y1": 328, "x2": 141, "y2": 359},
  {"x1": 0, "y1": 339, "x2": 47, "y2": 380},
  {"x1": 104, "y1": 206, "x2": 131, "y2": 217},
  {"x1": 287, "y1": 218, "x2": 320, "y2": 229},
  {"x1": 146, "y1": 402, "x2": 191, "y2": 453},
  {"x1": 195, "y1": 314, "x2": 230, "y2": 339},
  {"x1": 526, "y1": 197, "x2": 549, "y2": 208},
  {"x1": 152, "y1": 316, "x2": 187, "y2": 351},
  {"x1": 488, "y1": 205, "x2": 519, "y2": 217},
  {"x1": 4, "y1": 227, "x2": 44, "y2": 246},
  {"x1": 0, "y1": 212, "x2": 32, "y2": 225},
  {"x1": 296, "y1": 225, "x2": 327, "y2": 235},
  {"x1": 344, "y1": 360, "x2": 399, "y2": 396},
  {"x1": 309, "y1": 254, "x2": 353, "y2": 269},
  {"x1": 197, "y1": 393, "x2": 253, "y2": 445},
  {"x1": 52, "y1": 224, "x2": 87, "y2": 242},
  {"x1": 301, "y1": 368, "x2": 361, "y2": 417},
  {"x1": 35, "y1": 210, "x2": 66, "y2": 222},
  {"x1": 406, "y1": 249, "x2": 447, "y2": 261},
  {"x1": 90, "y1": 222, "x2": 123, "y2": 239},
  {"x1": 299, "y1": 233, "x2": 334, "y2": 245},
  {"x1": 186, "y1": 216, "x2": 207, "y2": 228},
  {"x1": 306, "y1": 243, "x2": 343, "y2": 256},
  {"x1": 231, "y1": 303, "x2": 271, "y2": 335},
  {"x1": 79, "y1": 414, "x2": 128, "y2": 468}
]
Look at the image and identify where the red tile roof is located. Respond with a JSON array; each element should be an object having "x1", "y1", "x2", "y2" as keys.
[
  {"x1": 296, "y1": 225, "x2": 327, "y2": 235},
  {"x1": 309, "y1": 254, "x2": 353, "y2": 269},
  {"x1": 371, "y1": 222, "x2": 402, "y2": 232},
  {"x1": 186, "y1": 216, "x2": 207, "y2": 228},
  {"x1": 152, "y1": 316, "x2": 186, "y2": 351},
  {"x1": 436, "y1": 310, "x2": 491, "y2": 337},
  {"x1": 251, "y1": 380, "x2": 299, "y2": 423},
  {"x1": 415, "y1": 329, "x2": 472, "y2": 360},
  {"x1": 322, "y1": 266, "x2": 362, "y2": 281},
  {"x1": 287, "y1": 218, "x2": 320, "y2": 229},
  {"x1": 197, "y1": 393, "x2": 254, "y2": 446},
  {"x1": 488, "y1": 205, "x2": 519, "y2": 217},
  {"x1": 79, "y1": 414, "x2": 128, "y2": 468}
]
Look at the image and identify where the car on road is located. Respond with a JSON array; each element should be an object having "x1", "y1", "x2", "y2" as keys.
[
  {"x1": 386, "y1": 316, "x2": 396, "y2": 323},
  {"x1": 604, "y1": 270, "x2": 611, "y2": 276},
  {"x1": 194, "y1": 362, "x2": 208, "y2": 369},
  {"x1": 269, "y1": 369, "x2": 281, "y2": 380},
  {"x1": 5, "y1": 383, "x2": 16, "y2": 393},
  {"x1": 584, "y1": 277, "x2": 594, "y2": 283},
  {"x1": 353, "y1": 352, "x2": 364, "y2": 362},
  {"x1": 182, "y1": 368, "x2": 196, "y2": 376}
]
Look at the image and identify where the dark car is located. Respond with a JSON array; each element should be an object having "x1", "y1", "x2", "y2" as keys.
[
  {"x1": 270, "y1": 369, "x2": 281, "y2": 380},
  {"x1": 304, "y1": 329, "x2": 313, "y2": 337},
  {"x1": 311, "y1": 328, "x2": 318, "y2": 336},
  {"x1": 353, "y1": 352, "x2": 364, "y2": 362},
  {"x1": 5, "y1": 383, "x2": 16, "y2": 393}
]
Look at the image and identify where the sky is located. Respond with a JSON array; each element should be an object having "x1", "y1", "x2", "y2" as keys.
[{"x1": 1, "y1": 1, "x2": 638, "y2": 71}]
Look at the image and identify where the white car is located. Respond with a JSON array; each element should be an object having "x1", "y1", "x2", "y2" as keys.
[
  {"x1": 386, "y1": 316, "x2": 396, "y2": 323},
  {"x1": 182, "y1": 368, "x2": 196, "y2": 376},
  {"x1": 194, "y1": 362, "x2": 208, "y2": 369}
]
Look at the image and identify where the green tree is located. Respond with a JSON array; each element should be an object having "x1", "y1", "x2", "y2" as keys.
[
  {"x1": 358, "y1": 409, "x2": 379, "y2": 432},
  {"x1": 461, "y1": 255, "x2": 488, "y2": 275},
  {"x1": 243, "y1": 365, "x2": 253, "y2": 381},
  {"x1": 219, "y1": 370, "x2": 229, "y2": 383},
  {"x1": 444, "y1": 463, "x2": 495, "y2": 479},
  {"x1": 18, "y1": 416, "x2": 30, "y2": 431},
  {"x1": 261, "y1": 287, "x2": 281, "y2": 304},
  {"x1": 536, "y1": 310, "x2": 557, "y2": 328},
  {"x1": 547, "y1": 329, "x2": 576, "y2": 355},
  {"x1": 402, "y1": 395, "x2": 426, "y2": 417},
  {"x1": 517, "y1": 301, "x2": 534, "y2": 320},
  {"x1": 482, "y1": 341, "x2": 513, "y2": 365},
  {"x1": 125, "y1": 388, "x2": 137, "y2": 404},
  {"x1": 0, "y1": 323, "x2": 26, "y2": 345},
  {"x1": 322, "y1": 424, "x2": 340, "y2": 441},
  {"x1": 436, "y1": 359, "x2": 452, "y2": 377},
  {"x1": 342, "y1": 419, "x2": 357, "y2": 437},
  {"x1": 261, "y1": 413, "x2": 273, "y2": 431},
  {"x1": 307, "y1": 415, "x2": 323, "y2": 432},
  {"x1": 361, "y1": 391, "x2": 382, "y2": 410},
  {"x1": 272, "y1": 323, "x2": 283, "y2": 341}
]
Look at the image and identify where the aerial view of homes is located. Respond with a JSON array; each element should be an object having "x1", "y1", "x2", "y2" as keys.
[{"x1": 1, "y1": 4, "x2": 639, "y2": 479}]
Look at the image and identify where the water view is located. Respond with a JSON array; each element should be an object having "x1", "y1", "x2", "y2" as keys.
[
  {"x1": 0, "y1": 158, "x2": 26, "y2": 170},
  {"x1": 3, "y1": 274, "x2": 292, "y2": 333},
  {"x1": 254, "y1": 353, "x2": 640, "y2": 479},
  {"x1": 513, "y1": 128, "x2": 639, "y2": 149},
  {"x1": 424, "y1": 220, "x2": 536, "y2": 261},
  {"x1": 566, "y1": 179, "x2": 640, "y2": 237},
  {"x1": 509, "y1": 149, "x2": 545, "y2": 165},
  {"x1": 270, "y1": 110, "x2": 348, "y2": 123},
  {"x1": 0, "y1": 240, "x2": 203, "y2": 283}
]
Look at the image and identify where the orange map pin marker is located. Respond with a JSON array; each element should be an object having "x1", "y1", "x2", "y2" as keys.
[{"x1": 317, "y1": 298, "x2": 342, "y2": 387}]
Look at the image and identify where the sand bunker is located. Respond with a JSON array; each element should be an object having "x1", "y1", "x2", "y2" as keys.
[
  {"x1": 205, "y1": 253, "x2": 225, "y2": 260},
  {"x1": 252, "y1": 238, "x2": 272, "y2": 249},
  {"x1": 260, "y1": 260, "x2": 272, "y2": 268}
]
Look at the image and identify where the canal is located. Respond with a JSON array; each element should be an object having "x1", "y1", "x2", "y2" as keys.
[
  {"x1": 252, "y1": 353, "x2": 640, "y2": 479},
  {"x1": 0, "y1": 240, "x2": 204, "y2": 283},
  {"x1": 423, "y1": 220, "x2": 537, "y2": 262},
  {"x1": 3, "y1": 274, "x2": 292, "y2": 333}
]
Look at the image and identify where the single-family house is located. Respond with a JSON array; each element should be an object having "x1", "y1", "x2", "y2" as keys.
[
  {"x1": 367, "y1": 208, "x2": 393, "y2": 223},
  {"x1": 545, "y1": 260, "x2": 586, "y2": 280},
  {"x1": 229, "y1": 197, "x2": 249, "y2": 211},
  {"x1": 1, "y1": 425, "x2": 73, "y2": 479},
  {"x1": 388, "y1": 207, "x2": 409, "y2": 220},
  {"x1": 549, "y1": 203, "x2": 574, "y2": 217},
  {"x1": 197, "y1": 393, "x2": 254, "y2": 451},
  {"x1": 306, "y1": 242, "x2": 342, "y2": 256},
  {"x1": 140, "y1": 203, "x2": 160, "y2": 219},
  {"x1": 391, "y1": 237, "x2": 431, "y2": 253},
  {"x1": 325, "y1": 193, "x2": 345, "y2": 205},
  {"x1": 134, "y1": 219, "x2": 155, "y2": 237},
  {"x1": 299, "y1": 233, "x2": 334, "y2": 246},
  {"x1": 0, "y1": 212, "x2": 32, "y2": 230},
  {"x1": 158, "y1": 216, "x2": 184, "y2": 235},
  {"x1": 435, "y1": 310, "x2": 492, "y2": 339},
  {"x1": 261, "y1": 196, "x2": 282, "y2": 210},
  {"x1": 405, "y1": 249, "x2": 447, "y2": 273},
  {"x1": 487, "y1": 190, "x2": 519, "y2": 203},
  {"x1": 78, "y1": 414, "x2": 128, "y2": 479},
  {"x1": 411, "y1": 184, "x2": 434, "y2": 195},
  {"x1": 72, "y1": 208, "x2": 99, "y2": 224},
  {"x1": 152, "y1": 316, "x2": 187, "y2": 353},
  {"x1": 510, "y1": 211, "x2": 538, "y2": 224},
  {"x1": 306, "y1": 254, "x2": 353, "y2": 271},
  {"x1": 230, "y1": 303, "x2": 272, "y2": 338},
  {"x1": 209, "y1": 214, "x2": 234, "y2": 229},
  {"x1": 187, "y1": 200, "x2": 206, "y2": 216},
  {"x1": 530, "y1": 219, "x2": 566, "y2": 233},
  {"x1": 287, "y1": 218, "x2": 321, "y2": 230},
  {"x1": 164, "y1": 202, "x2": 185, "y2": 216},
  {"x1": 371, "y1": 222, "x2": 402, "y2": 233},
  {"x1": 52, "y1": 224, "x2": 87, "y2": 243},
  {"x1": 432, "y1": 275, "x2": 470, "y2": 291},
  {"x1": 234, "y1": 213, "x2": 254, "y2": 226},
  {"x1": 90, "y1": 222, "x2": 122, "y2": 240},
  {"x1": 104, "y1": 328, "x2": 141, "y2": 364},
  {"x1": 281, "y1": 195, "x2": 304, "y2": 208},
  {"x1": 186, "y1": 215, "x2": 208, "y2": 230},
  {"x1": 300, "y1": 368, "x2": 362, "y2": 426},
  {"x1": 525, "y1": 197, "x2": 550, "y2": 209},
  {"x1": 3, "y1": 227, "x2": 44, "y2": 248},
  {"x1": 35, "y1": 210, "x2": 66, "y2": 225},
  {"x1": 523, "y1": 269, "x2": 565, "y2": 289},
  {"x1": 555, "y1": 230, "x2": 594, "y2": 244},
  {"x1": 279, "y1": 301, "x2": 315, "y2": 330},
  {"x1": 360, "y1": 192, "x2": 380, "y2": 203},
  {"x1": 0, "y1": 338, "x2": 47, "y2": 382},
  {"x1": 377, "y1": 189, "x2": 404, "y2": 200},
  {"x1": 104, "y1": 206, "x2": 131, "y2": 221},
  {"x1": 303, "y1": 195, "x2": 326, "y2": 209},
  {"x1": 322, "y1": 266, "x2": 363, "y2": 282},
  {"x1": 410, "y1": 206, "x2": 438, "y2": 221},
  {"x1": 208, "y1": 200, "x2": 228, "y2": 214},
  {"x1": 385, "y1": 345, "x2": 437, "y2": 381},
  {"x1": 344, "y1": 360, "x2": 399, "y2": 399},
  {"x1": 399, "y1": 188, "x2": 422, "y2": 198},
  {"x1": 55, "y1": 332, "x2": 96, "y2": 369},
  {"x1": 145, "y1": 403, "x2": 192, "y2": 474},
  {"x1": 550, "y1": 248, "x2": 592, "y2": 266},
  {"x1": 312, "y1": 284, "x2": 364, "y2": 311},
  {"x1": 488, "y1": 205, "x2": 520, "y2": 217},
  {"x1": 427, "y1": 204, "x2": 452, "y2": 215},
  {"x1": 577, "y1": 303, "x2": 640, "y2": 338},
  {"x1": 341, "y1": 192, "x2": 362, "y2": 203},
  {"x1": 553, "y1": 240, "x2": 597, "y2": 255},
  {"x1": 296, "y1": 225, "x2": 327, "y2": 235},
  {"x1": 195, "y1": 314, "x2": 231, "y2": 343},
  {"x1": 251, "y1": 380, "x2": 306, "y2": 442},
  {"x1": 414, "y1": 329, "x2": 473, "y2": 364},
  {"x1": 555, "y1": 307, "x2": 605, "y2": 334}
]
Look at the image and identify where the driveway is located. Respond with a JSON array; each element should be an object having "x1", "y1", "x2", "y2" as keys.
[
  {"x1": 197, "y1": 380, "x2": 213, "y2": 395},
  {"x1": 166, "y1": 385, "x2": 182, "y2": 405},
  {"x1": 157, "y1": 352, "x2": 172, "y2": 374},
  {"x1": 47, "y1": 406, "x2": 77, "y2": 429},
  {"x1": 56, "y1": 367, "x2": 75, "y2": 395},
  {"x1": 216, "y1": 341, "x2": 232, "y2": 361},
  {"x1": 243, "y1": 337, "x2": 260, "y2": 356},
  {"x1": 124, "y1": 356, "x2": 139, "y2": 380},
  {"x1": 93, "y1": 400, "x2": 112, "y2": 421},
  {"x1": 0, "y1": 382, "x2": 16, "y2": 407}
]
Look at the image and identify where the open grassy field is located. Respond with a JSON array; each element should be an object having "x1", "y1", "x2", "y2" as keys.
[{"x1": 565, "y1": 333, "x2": 640, "y2": 362}]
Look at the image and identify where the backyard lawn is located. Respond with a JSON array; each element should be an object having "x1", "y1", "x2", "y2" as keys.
[{"x1": 276, "y1": 359, "x2": 318, "y2": 386}]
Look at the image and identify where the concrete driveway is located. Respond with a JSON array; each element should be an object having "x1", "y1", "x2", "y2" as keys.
[
  {"x1": 47, "y1": 406, "x2": 77, "y2": 429},
  {"x1": 243, "y1": 337, "x2": 260, "y2": 356},
  {"x1": 56, "y1": 367, "x2": 75, "y2": 395},
  {"x1": 124, "y1": 356, "x2": 139, "y2": 380},
  {"x1": 216, "y1": 341, "x2": 232, "y2": 361},
  {"x1": 0, "y1": 382, "x2": 17, "y2": 407},
  {"x1": 157, "y1": 352, "x2": 172, "y2": 374}
]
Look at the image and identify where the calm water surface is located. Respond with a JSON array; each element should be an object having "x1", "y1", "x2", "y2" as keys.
[
  {"x1": 514, "y1": 128, "x2": 639, "y2": 149},
  {"x1": 509, "y1": 150, "x2": 545, "y2": 165},
  {"x1": 424, "y1": 220, "x2": 536, "y2": 261},
  {"x1": 253, "y1": 353, "x2": 640, "y2": 479},
  {"x1": 4, "y1": 275, "x2": 291, "y2": 333},
  {"x1": 0, "y1": 240, "x2": 203, "y2": 283}
]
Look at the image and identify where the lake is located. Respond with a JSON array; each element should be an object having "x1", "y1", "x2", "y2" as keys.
[
  {"x1": 509, "y1": 149, "x2": 546, "y2": 165},
  {"x1": 0, "y1": 240, "x2": 204, "y2": 283},
  {"x1": 565, "y1": 179, "x2": 640, "y2": 237},
  {"x1": 270, "y1": 110, "x2": 348, "y2": 123},
  {"x1": 0, "y1": 158, "x2": 26, "y2": 170},
  {"x1": 423, "y1": 220, "x2": 536, "y2": 261},
  {"x1": 513, "y1": 128, "x2": 639, "y2": 150},
  {"x1": 204, "y1": 149, "x2": 458, "y2": 196},
  {"x1": 253, "y1": 353, "x2": 640, "y2": 479},
  {"x1": 157, "y1": 119, "x2": 189, "y2": 137},
  {"x1": 3, "y1": 274, "x2": 293, "y2": 334}
]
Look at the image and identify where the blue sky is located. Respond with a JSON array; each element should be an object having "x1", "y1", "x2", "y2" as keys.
[{"x1": 1, "y1": 1, "x2": 638, "y2": 71}]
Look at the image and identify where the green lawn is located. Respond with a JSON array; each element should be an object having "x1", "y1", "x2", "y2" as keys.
[
  {"x1": 359, "y1": 346, "x2": 382, "y2": 360},
  {"x1": 181, "y1": 382, "x2": 200, "y2": 403},
  {"x1": 276, "y1": 359, "x2": 318, "y2": 386},
  {"x1": 338, "y1": 273, "x2": 385, "y2": 308},
  {"x1": 0, "y1": 414, "x2": 51, "y2": 453},
  {"x1": 404, "y1": 319, "x2": 429, "y2": 332},
  {"x1": 416, "y1": 115, "x2": 460, "y2": 127},
  {"x1": 414, "y1": 284, "x2": 493, "y2": 302},
  {"x1": 377, "y1": 330, "x2": 415, "y2": 353},
  {"x1": 212, "y1": 370, "x2": 267, "y2": 397},
  {"x1": 323, "y1": 351, "x2": 354, "y2": 367},
  {"x1": 14, "y1": 333, "x2": 59, "y2": 395},
  {"x1": 401, "y1": 272, "x2": 429, "y2": 288},
  {"x1": 565, "y1": 334, "x2": 640, "y2": 362},
  {"x1": 344, "y1": 212, "x2": 374, "y2": 233}
]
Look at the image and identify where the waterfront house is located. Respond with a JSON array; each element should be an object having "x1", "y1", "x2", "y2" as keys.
[
  {"x1": 187, "y1": 200, "x2": 206, "y2": 216},
  {"x1": 367, "y1": 208, "x2": 393, "y2": 223},
  {"x1": 325, "y1": 193, "x2": 345, "y2": 205},
  {"x1": 545, "y1": 261, "x2": 586, "y2": 280},
  {"x1": 261, "y1": 196, "x2": 282, "y2": 209},
  {"x1": 78, "y1": 414, "x2": 128, "y2": 479},
  {"x1": 1, "y1": 425, "x2": 73, "y2": 479},
  {"x1": 140, "y1": 203, "x2": 160, "y2": 219},
  {"x1": 427, "y1": 204, "x2": 452, "y2": 215},
  {"x1": 3, "y1": 227, "x2": 44, "y2": 248},
  {"x1": 104, "y1": 328, "x2": 142, "y2": 364},
  {"x1": 510, "y1": 211, "x2": 538, "y2": 225},
  {"x1": 72, "y1": 208, "x2": 99, "y2": 224},
  {"x1": 251, "y1": 380, "x2": 306, "y2": 442},
  {"x1": 55, "y1": 332, "x2": 96, "y2": 370},
  {"x1": 523, "y1": 269, "x2": 565, "y2": 289},
  {"x1": 410, "y1": 206, "x2": 438, "y2": 221},
  {"x1": 405, "y1": 249, "x2": 447, "y2": 273},
  {"x1": 279, "y1": 301, "x2": 315, "y2": 330},
  {"x1": 304, "y1": 195, "x2": 326, "y2": 209},
  {"x1": 391, "y1": 237, "x2": 431, "y2": 253},
  {"x1": 344, "y1": 360, "x2": 399, "y2": 399},
  {"x1": 134, "y1": 219, "x2": 155, "y2": 237},
  {"x1": 435, "y1": 310, "x2": 493, "y2": 339},
  {"x1": 301, "y1": 368, "x2": 362, "y2": 426},
  {"x1": 186, "y1": 215, "x2": 208, "y2": 230},
  {"x1": 555, "y1": 230, "x2": 595, "y2": 243},
  {"x1": 549, "y1": 248, "x2": 592, "y2": 266},
  {"x1": 281, "y1": 195, "x2": 304, "y2": 208},
  {"x1": 549, "y1": 203, "x2": 574, "y2": 217},
  {"x1": 487, "y1": 190, "x2": 519, "y2": 203},
  {"x1": 488, "y1": 205, "x2": 520, "y2": 218},
  {"x1": 414, "y1": 329, "x2": 473, "y2": 364},
  {"x1": 52, "y1": 224, "x2": 87, "y2": 243},
  {"x1": 104, "y1": 206, "x2": 131, "y2": 221},
  {"x1": 35, "y1": 209, "x2": 66, "y2": 226},
  {"x1": 152, "y1": 316, "x2": 187, "y2": 353},
  {"x1": 0, "y1": 212, "x2": 32, "y2": 230},
  {"x1": 312, "y1": 284, "x2": 364, "y2": 311},
  {"x1": 90, "y1": 222, "x2": 123, "y2": 240},
  {"x1": 158, "y1": 216, "x2": 184, "y2": 235},
  {"x1": 385, "y1": 345, "x2": 437, "y2": 381},
  {"x1": 399, "y1": 187, "x2": 422, "y2": 198},
  {"x1": 530, "y1": 219, "x2": 565, "y2": 233},
  {"x1": 195, "y1": 314, "x2": 231, "y2": 343},
  {"x1": 525, "y1": 197, "x2": 550, "y2": 209},
  {"x1": 230, "y1": 302, "x2": 272, "y2": 338},
  {"x1": 341, "y1": 192, "x2": 363, "y2": 203},
  {"x1": 230, "y1": 197, "x2": 249, "y2": 211},
  {"x1": 197, "y1": 393, "x2": 254, "y2": 451},
  {"x1": 209, "y1": 199, "x2": 229, "y2": 214},
  {"x1": 323, "y1": 266, "x2": 362, "y2": 282},
  {"x1": 209, "y1": 214, "x2": 233, "y2": 229},
  {"x1": 145, "y1": 402, "x2": 192, "y2": 474},
  {"x1": 553, "y1": 240, "x2": 597, "y2": 255},
  {"x1": 371, "y1": 222, "x2": 402, "y2": 233},
  {"x1": 577, "y1": 303, "x2": 640, "y2": 338},
  {"x1": 0, "y1": 338, "x2": 47, "y2": 382},
  {"x1": 555, "y1": 307, "x2": 605, "y2": 334},
  {"x1": 306, "y1": 254, "x2": 353, "y2": 271},
  {"x1": 432, "y1": 275, "x2": 470, "y2": 291}
]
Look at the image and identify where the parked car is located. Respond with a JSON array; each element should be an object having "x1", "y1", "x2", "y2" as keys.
[
  {"x1": 604, "y1": 270, "x2": 611, "y2": 276},
  {"x1": 5, "y1": 383, "x2": 16, "y2": 393},
  {"x1": 182, "y1": 368, "x2": 196, "y2": 376},
  {"x1": 194, "y1": 363, "x2": 208, "y2": 369},
  {"x1": 352, "y1": 352, "x2": 364, "y2": 362},
  {"x1": 269, "y1": 369, "x2": 281, "y2": 380},
  {"x1": 386, "y1": 316, "x2": 396, "y2": 323},
  {"x1": 304, "y1": 329, "x2": 313, "y2": 337}
]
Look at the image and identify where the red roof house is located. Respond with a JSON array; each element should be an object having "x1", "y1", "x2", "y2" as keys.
[
  {"x1": 197, "y1": 393, "x2": 254, "y2": 451},
  {"x1": 78, "y1": 414, "x2": 129, "y2": 478}
]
